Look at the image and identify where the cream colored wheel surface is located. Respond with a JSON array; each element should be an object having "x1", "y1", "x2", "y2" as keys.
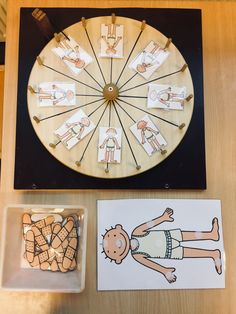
[{"x1": 27, "y1": 15, "x2": 194, "y2": 179}]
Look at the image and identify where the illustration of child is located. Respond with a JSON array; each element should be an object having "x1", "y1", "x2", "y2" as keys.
[
  {"x1": 150, "y1": 86, "x2": 185, "y2": 108},
  {"x1": 99, "y1": 128, "x2": 121, "y2": 163},
  {"x1": 101, "y1": 24, "x2": 122, "y2": 56},
  {"x1": 137, "y1": 43, "x2": 165, "y2": 73},
  {"x1": 38, "y1": 84, "x2": 74, "y2": 105},
  {"x1": 101, "y1": 208, "x2": 222, "y2": 283},
  {"x1": 58, "y1": 39, "x2": 85, "y2": 69},
  {"x1": 137, "y1": 120, "x2": 166, "y2": 154},
  {"x1": 57, "y1": 116, "x2": 90, "y2": 147}
]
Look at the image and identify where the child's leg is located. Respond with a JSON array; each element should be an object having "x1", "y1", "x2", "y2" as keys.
[
  {"x1": 149, "y1": 140, "x2": 157, "y2": 152},
  {"x1": 183, "y1": 247, "x2": 222, "y2": 274},
  {"x1": 110, "y1": 150, "x2": 116, "y2": 162},
  {"x1": 153, "y1": 137, "x2": 161, "y2": 150},
  {"x1": 182, "y1": 217, "x2": 219, "y2": 242},
  {"x1": 39, "y1": 95, "x2": 53, "y2": 101},
  {"x1": 150, "y1": 43, "x2": 159, "y2": 54},
  {"x1": 62, "y1": 55, "x2": 76, "y2": 65},
  {"x1": 111, "y1": 24, "x2": 116, "y2": 37}
]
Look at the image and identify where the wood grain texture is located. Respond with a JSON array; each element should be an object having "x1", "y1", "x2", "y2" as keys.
[
  {"x1": 0, "y1": 66, "x2": 4, "y2": 157},
  {"x1": 0, "y1": 1, "x2": 235, "y2": 313}
]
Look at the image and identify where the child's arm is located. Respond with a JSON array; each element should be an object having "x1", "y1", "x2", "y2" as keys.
[
  {"x1": 146, "y1": 126, "x2": 159, "y2": 135},
  {"x1": 132, "y1": 208, "x2": 174, "y2": 236},
  {"x1": 99, "y1": 137, "x2": 108, "y2": 149},
  {"x1": 141, "y1": 130, "x2": 146, "y2": 144},
  {"x1": 132, "y1": 253, "x2": 176, "y2": 283},
  {"x1": 113, "y1": 137, "x2": 121, "y2": 149}
]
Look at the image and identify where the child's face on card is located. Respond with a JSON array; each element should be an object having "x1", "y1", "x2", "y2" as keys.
[{"x1": 103, "y1": 224, "x2": 130, "y2": 264}]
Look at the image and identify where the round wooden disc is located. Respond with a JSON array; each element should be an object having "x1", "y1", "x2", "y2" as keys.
[{"x1": 27, "y1": 15, "x2": 194, "y2": 179}]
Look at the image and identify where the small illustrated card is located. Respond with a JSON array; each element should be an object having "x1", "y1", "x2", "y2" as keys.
[
  {"x1": 147, "y1": 84, "x2": 186, "y2": 110},
  {"x1": 100, "y1": 23, "x2": 124, "y2": 58},
  {"x1": 97, "y1": 199, "x2": 225, "y2": 291},
  {"x1": 37, "y1": 82, "x2": 76, "y2": 107},
  {"x1": 52, "y1": 35, "x2": 93, "y2": 75},
  {"x1": 129, "y1": 41, "x2": 170, "y2": 80},
  {"x1": 98, "y1": 127, "x2": 122, "y2": 163},
  {"x1": 54, "y1": 109, "x2": 95, "y2": 149},
  {"x1": 130, "y1": 115, "x2": 167, "y2": 156}
]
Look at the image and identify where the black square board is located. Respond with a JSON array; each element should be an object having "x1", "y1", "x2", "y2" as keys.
[{"x1": 14, "y1": 8, "x2": 206, "y2": 189}]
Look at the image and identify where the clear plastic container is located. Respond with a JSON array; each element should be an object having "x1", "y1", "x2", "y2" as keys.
[{"x1": 0, "y1": 204, "x2": 87, "y2": 293}]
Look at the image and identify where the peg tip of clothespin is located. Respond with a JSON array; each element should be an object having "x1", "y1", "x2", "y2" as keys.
[
  {"x1": 28, "y1": 85, "x2": 35, "y2": 94},
  {"x1": 49, "y1": 143, "x2": 56, "y2": 148},
  {"x1": 141, "y1": 20, "x2": 146, "y2": 31},
  {"x1": 186, "y1": 94, "x2": 193, "y2": 102},
  {"x1": 136, "y1": 165, "x2": 141, "y2": 170},
  {"x1": 36, "y1": 56, "x2": 43, "y2": 66},
  {"x1": 181, "y1": 64, "x2": 188, "y2": 72},
  {"x1": 164, "y1": 38, "x2": 172, "y2": 49},
  {"x1": 111, "y1": 13, "x2": 116, "y2": 24},
  {"x1": 179, "y1": 123, "x2": 185, "y2": 130},
  {"x1": 33, "y1": 116, "x2": 40, "y2": 123},
  {"x1": 81, "y1": 17, "x2": 86, "y2": 28},
  {"x1": 75, "y1": 161, "x2": 81, "y2": 167},
  {"x1": 54, "y1": 32, "x2": 61, "y2": 42},
  {"x1": 161, "y1": 149, "x2": 167, "y2": 155}
]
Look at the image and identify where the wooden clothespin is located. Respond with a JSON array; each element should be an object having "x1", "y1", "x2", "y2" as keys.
[
  {"x1": 32, "y1": 8, "x2": 54, "y2": 40},
  {"x1": 186, "y1": 94, "x2": 193, "y2": 102},
  {"x1": 180, "y1": 64, "x2": 188, "y2": 72},
  {"x1": 141, "y1": 20, "x2": 146, "y2": 31},
  {"x1": 111, "y1": 13, "x2": 116, "y2": 24},
  {"x1": 33, "y1": 116, "x2": 40, "y2": 123},
  {"x1": 178, "y1": 123, "x2": 185, "y2": 130},
  {"x1": 28, "y1": 85, "x2": 36, "y2": 94},
  {"x1": 81, "y1": 17, "x2": 86, "y2": 29},
  {"x1": 36, "y1": 56, "x2": 43, "y2": 66},
  {"x1": 32, "y1": 8, "x2": 46, "y2": 22},
  {"x1": 54, "y1": 31, "x2": 69, "y2": 43},
  {"x1": 164, "y1": 38, "x2": 172, "y2": 49}
]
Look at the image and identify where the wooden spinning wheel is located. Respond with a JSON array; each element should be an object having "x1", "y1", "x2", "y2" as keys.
[{"x1": 27, "y1": 14, "x2": 194, "y2": 180}]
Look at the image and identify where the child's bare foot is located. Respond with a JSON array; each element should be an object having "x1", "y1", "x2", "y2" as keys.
[
  {"x1": 211, "y1": 217, "x2": 220, "y2": 241},
  {"x1": 212, "y1": 249, "x2": 222, "y2": 274}
]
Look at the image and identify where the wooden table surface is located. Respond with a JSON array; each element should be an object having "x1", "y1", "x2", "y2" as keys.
[
  {"x1": 0, "y1": 66, "x2": 4, "y2": 158},
  {"x1": 0, "y1": 1, "x2": 235, "y2": 313}
]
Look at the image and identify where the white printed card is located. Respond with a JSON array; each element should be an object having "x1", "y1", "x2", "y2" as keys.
[
  {"x1": 130, "y1": 115, "x2": 167, "y2": 156},
  {"x1": 129, "y1": 41, "x2": 170, "y2": 80},
  {"x1": 37, "y1": 82, "x2": 76, "y2": 107},
  {"x1": 52, "y1": 35, "x2": 93, "y2": 75},
  {"x1": 97, "y1": 199, "x2": 225, "y2": 291},
  {"x1": 148, "y1": 84, "x2": 186, "y2": 110},
  {"x1": 54, "y1": 109, "x2": 95, "y2": 149},
  {"x1": 98, "y1": 127, "x2": 122, "y2": 163},
  {"x1": 100, "y1": 24, "x2": 124, "y2": 58}
]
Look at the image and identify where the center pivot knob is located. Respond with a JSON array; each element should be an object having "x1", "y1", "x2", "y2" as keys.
[{"x1": 103, "y1": 83, "x2": 119, "y2": 101}]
